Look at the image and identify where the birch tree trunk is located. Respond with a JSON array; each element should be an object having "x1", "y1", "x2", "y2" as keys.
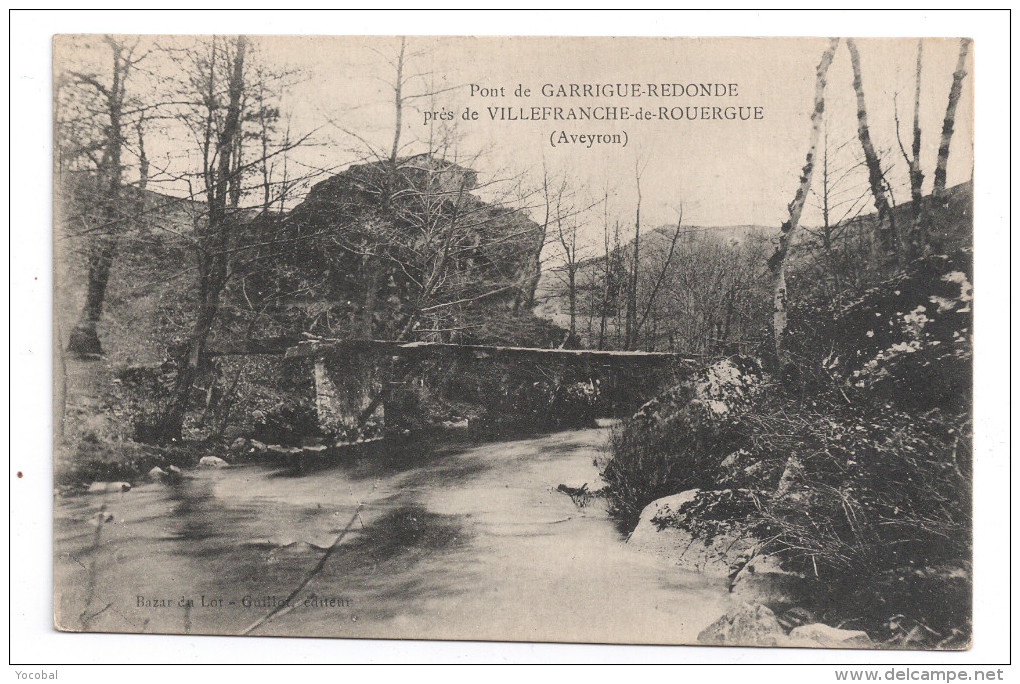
[
  {"x1": 847, "y1": 38, "x2": 898, "y2": 261},
  {"x1": 905, "y1": 39, "x2": 926, "y2": 257},
  {"x1": 767, "y1": 37, "x2": 839, "y2": 361},
  {"x1": 932, "y1": 38, "x2": 971, "y2": 202}
]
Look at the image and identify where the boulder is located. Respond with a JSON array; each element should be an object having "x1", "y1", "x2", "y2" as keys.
[
  {"x1": 229, "y1": 437, "x2": 250, "y2": 455},
  {"x1": 698, "y1": 605, "x2": 875, "y2": 649},
  {"x1": 730, "y1": 552, "x2": 808, "y2": 611},
  {"x1": 788, "y1": 623, "x2": 873, "y2": 649},
  {"x1": 698, "y1": 603, "x2": 788, "y2": 647},
  {"x1": 775, "y1": 455, "x2": 811, "y2": 504},
  {"x1": 718, "y1": 448, "x2": 773, "y2": 488},
  {"x1": 198, "y1": 456, "x2": 229, "y2": 469},
  {"x1": 719, "y1": 449, "x2": 750, "y2": 471},
  {"x1": 627, "y1": 489, "x2": 757, "y2": 576},
  {"x1": 631, "y1": 356, "x2": 763, "y2": 430},
  {"x1": 87, "y1": 481, "x2": 131, "y2": 494},
  {"x1": 777, "y1": 606, "x2": 816, "y2": 632},
  {"x1": 146, "y1": 466, "x2": 168, "y2": 481}
]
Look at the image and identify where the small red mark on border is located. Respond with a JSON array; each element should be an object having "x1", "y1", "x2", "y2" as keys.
[{"x1": 17, "y1": 471, "x2": 23, "y2": 478}]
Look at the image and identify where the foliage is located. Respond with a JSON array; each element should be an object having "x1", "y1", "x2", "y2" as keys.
[
  {"x1": 600, "y1": 357, "x2": 762, "y2": 525},
  {"x1": 600, "y1": 246, "x2": 973, "y2": 637}
]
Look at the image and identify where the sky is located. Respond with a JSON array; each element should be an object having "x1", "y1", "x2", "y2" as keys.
[{"x1": 56, "y1": 35, "x2": 975, "y2": 251}]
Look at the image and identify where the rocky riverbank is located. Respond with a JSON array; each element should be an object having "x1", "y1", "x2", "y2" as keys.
[{"x1": 599, "y1": 251, "x2": 974, "y2": 650}]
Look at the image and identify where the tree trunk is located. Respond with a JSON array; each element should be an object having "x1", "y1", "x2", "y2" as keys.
[
  {"x1": 597, "y1": 200, "x2": 612, "y2": 351},
  {"x1": 905, "y1": 39, "x2": 927, "y2": 258},
  {"x1": 567, "y1": 267, "x2": 577, "y2": 340},
  {"x1": 516, "y1": 165, "x2": 551, "y2": 313},
  {"x1": 390, "y1": 37, "x2": 406, "y2": 164},
  {"x1": 156, "y1": 293, "x2": 219, "y2": 442},
  {"x1": 155, "y1": 36, "x2": 247, "y2": 442},
  {"x1": 67, "y1": 39, "x2": 127, "y2": 359},
  {"x1": 846, "y1": 38, "x2": 898, "y2": 261},
  {"x1": 361, "y1": 254, "x2": 379, "y2": 339},
  {"x1": 67, "y1": 226, "x2": 118, "y2": 358},
  {"x1": 625, "y1": 166, "x2": 641, "y2": 350},
  {"x1": 136, "y1": 117, "x2": 149, "y2": 192},
  {"x1": 933, "y1": 38, "x2": 971, "y2": 201},
  {"x1": 768, "y1": 38, "x2": 839, "y2": 361}
]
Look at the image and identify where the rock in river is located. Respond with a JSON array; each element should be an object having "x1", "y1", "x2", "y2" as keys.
[
  {"x1": 87, "y1": 481, "x2": 131, "y2": 494},
  {"x1": 147, "y1": 466, "x2": 168, "y2": 481},
  {"x1": 787, "y1": 623, "x2": 873, "y2": 648},
  {"x1": 198, "y1": 456, "x2": 229, "y2": 469},
  {"x1": 626, "y1": 489, "x2": 757, "y2": 576},
  {"x1": 698, "y1": 602, "x2": 788, "y2": 647}
]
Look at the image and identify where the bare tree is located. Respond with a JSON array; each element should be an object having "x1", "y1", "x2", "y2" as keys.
[
  {"x1": 597, "y1": 185, "x2": 615, "y2": 350},
  {"x1": 633, "y1": 209, "x2": 684, "y2": 348},
  {"x1": 768, "y1": 37, "x2": 839, "y2": 360},
  {"x1": 846, "y1": 38, "x2": 898, "y2": 262},
  {"x1": 514, "y1": 165, "x2": 553, "y2": 314},
  {"x1": 624, "y1": 158, "x2": 646, "y2": 350},
  {"x1": 63, "y1": 36, "x2": 147, "y2": 358},
  {"x1": 150, "y1": 36, "x2": 313, "y2": 441},
  {"x1": 154, "y1": 35, "x2": 250, "y2": 440},
  {"x1": 891, "y1": 37, "x2": 971, "y2": 259},
  {"x1": 548, "y1": 176, "x2": 587, "y2": 345},
  {"x1": 804, "y1": 123, "x2": 881, "y2": 299}
]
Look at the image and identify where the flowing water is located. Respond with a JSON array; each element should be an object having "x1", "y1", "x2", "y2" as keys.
[{"x1": 54, "y1": 424, "x2": 730, "y2": 643}]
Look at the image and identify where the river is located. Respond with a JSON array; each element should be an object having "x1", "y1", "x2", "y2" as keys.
[{"x1": 54, "y1": 423, "x2": 730, "y2": 644}]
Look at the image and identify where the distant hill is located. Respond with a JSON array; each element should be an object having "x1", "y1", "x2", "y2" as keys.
[
  {"x1": 533, "y1": 222, "x2": 774, "y2": 333},
  {"x1": 534, "y1": 180, "x2": 974, "y2": 342},
  {"x1": 838, "y1": 179, "x2": 973, "y2": 254}
]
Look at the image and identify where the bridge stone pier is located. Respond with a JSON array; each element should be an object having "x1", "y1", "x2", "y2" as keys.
[
  {"x1": 285, "y1": 339, "x2": 697, "y2": 440},
  {"x1": 309, "y1": 348, "x2": 386, "y2": 439}
]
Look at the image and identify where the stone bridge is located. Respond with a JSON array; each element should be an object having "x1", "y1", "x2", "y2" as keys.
[{"x1": 280, "y1": 339, "x2": 698, "y2": 439}]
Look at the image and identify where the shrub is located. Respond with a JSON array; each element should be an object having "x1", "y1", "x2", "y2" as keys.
[
  {"x1": 743, "y1": 395, "x2": 972, "y2": 578},
  {"x1": 600, "y1": 401, "x2": 745, "y2": 526},
  {"x1": 599, "y1": 356, "x2": 764, "y2": 526}
]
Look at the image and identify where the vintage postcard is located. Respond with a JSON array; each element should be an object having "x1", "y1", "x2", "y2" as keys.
[{"x1": 53, "y1": 35, "x2": 973, "y2": 648}]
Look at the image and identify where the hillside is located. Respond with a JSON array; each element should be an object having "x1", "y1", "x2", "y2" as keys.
[
  {"x1": 55, "y1": 174, "x2": 209, "y2": 366},
  {"x1": 535, "y1": 181, "x2": 973, "y2": 349}
]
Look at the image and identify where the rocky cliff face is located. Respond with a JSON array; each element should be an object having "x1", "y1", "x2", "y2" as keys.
[{"x1": 279, "y1": 154, "x2": 542, "y2": 341}]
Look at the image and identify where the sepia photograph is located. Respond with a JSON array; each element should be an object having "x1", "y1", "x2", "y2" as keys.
[{"x1": 48, "y1": 31, "x2": 977, "y2": 651}]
